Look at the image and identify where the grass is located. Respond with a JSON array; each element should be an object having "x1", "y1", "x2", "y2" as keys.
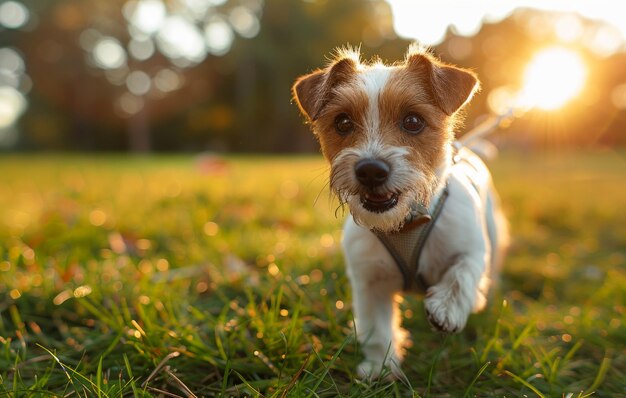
[{"x1": 0, "y1": 150, "x2": 625, "y2": 397}]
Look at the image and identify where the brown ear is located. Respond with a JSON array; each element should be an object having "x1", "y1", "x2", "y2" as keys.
[
  {"x1": 292, "y1": 57, "x2": 357, "y2": 122},
  {"x1": 407, "y1": 53, "x2": 479, "y2": 115}
]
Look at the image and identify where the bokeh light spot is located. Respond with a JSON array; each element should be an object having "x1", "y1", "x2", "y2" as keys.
[
  {"x1": 157, "y1": 16, "x2": 207, "y2": 64},
  {"x1": 320, "y1": 233, "x2": 334, "y2": 248},
  {"x1": 268, "y1": 263, "x2": 280, "y2": 276},
  {"x1": 156, "y1": 258, "x2": 169, "y2": 272},
  {"x1": 229, "y1": 6, "x2": 260, "y2": 38},
  {"x1": 0, "y1": 261, "x2": 10, "y2": 272},
  {"x1": 588, "y1": 24, "x2": 623, "y2": 58},
  {"x1": 126, "y1": 70, "x2": 151, "y2": 96},
  {"x1": 196, "y1": 281, "x2": 208, "y2": 293},
  {"x1": 154, "y1": 68, "x2": 182, "y2": 92},
  {"x1": 0, "y1": 47, "x2": 25, "y2": 74},
  {"x1": 447, "y1": 36, "x2": 473, "y2": 60},
  {"x1": 0, "y1": 86, "x2": 27, "y2": 129},
  {"x1": 555, "y1": 14, "x2": 583, "y2": 42},
  {"x1": 128, "y1": 38, "x2": 155, "y2": 61},
  {"x1": 116, "y1": 92, "x2": 144, "y2": 116},
  {"x1": 89, "y1": 209, "x2": 107, "y2": 226},
  {"x1": 124, "y1": 0, "x2": 166, "y2": 35},
  {"x1": 93, "y1": 37, "x2": 127, "y2": 70},
  {"x1": 204, "y1": 16, "x2": 234, "y2": 56},
  {"x1": 487, "y1": 86, "x2": 516, "y2": 115},
  {"x1": 203, "y1": 221, "x2": 219, "y2": 236},
  {"x1": 0, "y1": 1, "x2": 30, "y2": 29}
]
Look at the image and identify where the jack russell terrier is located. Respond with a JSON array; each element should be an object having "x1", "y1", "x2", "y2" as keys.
[{"x1": 292, "y1": 44, "x2": 508, "y2": 379}]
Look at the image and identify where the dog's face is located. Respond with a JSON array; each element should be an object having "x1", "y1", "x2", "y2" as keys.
[{"x1": 293, "y1": 46, "x2": 479, "y2": 232}]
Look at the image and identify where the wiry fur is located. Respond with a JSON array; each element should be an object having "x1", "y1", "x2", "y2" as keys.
[
  {"x1": 330, "y1": 141, "x2": 435, "y2": 232},
  {"x1": 293, "y1": 45, "x2": 508, "y2": 379}
]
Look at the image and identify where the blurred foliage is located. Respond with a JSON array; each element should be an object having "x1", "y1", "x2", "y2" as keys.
[{"x1": 1, "y1": 0, "x2": 626, "y2": 151}]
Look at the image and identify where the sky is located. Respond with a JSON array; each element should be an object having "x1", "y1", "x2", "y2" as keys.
[{"x1": 385, "y1": 0, "x2": 626, "y2": 51}]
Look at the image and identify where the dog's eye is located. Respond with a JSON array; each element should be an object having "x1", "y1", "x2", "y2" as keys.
[
  {"x1": 334, "y1": 113, "x2": 354, "y2": 135},
  {"x1": 402, "y1": 113, "x2": 426, "y2": 134}
]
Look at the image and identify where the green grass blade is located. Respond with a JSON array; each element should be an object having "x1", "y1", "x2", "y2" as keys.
[
  {"x1": 221, "y1": 359, "x2": 232, "y2": 395},
  {"x1": 587, "y1": 352, "x2": 611, "y2": 392},
  {"x1": 305, "y1": 335, "x2": 352, "y2": 398},
  {"x1": 38, "y1": 344, "x2": 111, "y2": 398},
  {"x1": 504, "y1": 370, "x2": 546, "y2": 398},
  {"x1": 96, "y1": 356, "x2": 103, "y2": 398},
  {"x1": 462, "y1": 361, "x2": 490, "y2": 398},
  {"x1": 426, "y1": 335, "x2": 449, "y2": 397},
  {"x1": 123, "y1": 354, "x2": 139, "y2": 398}
]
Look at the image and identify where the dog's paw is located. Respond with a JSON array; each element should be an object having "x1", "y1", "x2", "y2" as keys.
[
  {"x1": 424, "y1": 286, "x2": 470, "y2": 333},
  {"x1": 356, "y1": 358, "x2": 401, "y2": 381}
]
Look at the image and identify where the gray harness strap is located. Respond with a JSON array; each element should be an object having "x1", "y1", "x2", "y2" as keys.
[{"x1": 373, "y1": 188, "x2": 449, "y2": 292}]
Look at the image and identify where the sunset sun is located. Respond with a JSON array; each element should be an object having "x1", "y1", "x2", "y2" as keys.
[{"x1": 520, "y1": 46, "x2": 587, "y2": 110}]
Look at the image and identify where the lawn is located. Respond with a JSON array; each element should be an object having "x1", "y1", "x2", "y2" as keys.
[{"x1": 0, "y1": 151, "x2": 625, "y2": 397}]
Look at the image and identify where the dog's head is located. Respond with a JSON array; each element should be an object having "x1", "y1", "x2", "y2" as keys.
[{"x1": 293, "y1": 45, "x2": 479, "y2": 232}]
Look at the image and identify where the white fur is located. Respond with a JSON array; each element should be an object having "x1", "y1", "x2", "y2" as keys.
[
  {"x1": 342, "y1": 147, "x2": 508, "y2": 379},
  {"x1": 360, "y1": 66, "x2": 390, "y2": 140}
]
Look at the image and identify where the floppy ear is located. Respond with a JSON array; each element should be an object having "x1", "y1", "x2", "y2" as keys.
[
  {"x1": 406, "y1": 52, "x2": 479, "y2": 115},
  {"x1": 292, "y1": 56, "x2": 358, "y2": 122}
]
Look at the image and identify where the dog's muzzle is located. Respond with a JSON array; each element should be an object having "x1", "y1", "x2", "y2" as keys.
[{"x1": 355, "y1": 159, "x2": 399, "y2": 213}]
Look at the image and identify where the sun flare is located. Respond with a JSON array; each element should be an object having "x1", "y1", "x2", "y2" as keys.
[{"x1": 519, "y1": 47, "x2": 587, "y2": 110}]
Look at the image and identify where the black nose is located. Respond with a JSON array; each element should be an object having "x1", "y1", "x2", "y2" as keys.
[{"x1": 355, "y1": 159, "x2": 390, "y2": 188}]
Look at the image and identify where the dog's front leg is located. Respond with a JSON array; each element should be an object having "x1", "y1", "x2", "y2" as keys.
[
  {"x1": 423, "y1": 253, "x2": 487, "y2": 333},
  {"x1": 348, "y1": 263, "x2": 406, "y2": 379},
  {"x1": 343, "y1": 219, "x2": 407, "y2": 379}
]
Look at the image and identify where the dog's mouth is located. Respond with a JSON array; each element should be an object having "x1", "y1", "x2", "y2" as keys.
[{"x1": 360, "y1": 192, "x2": 400, "y2": 213}]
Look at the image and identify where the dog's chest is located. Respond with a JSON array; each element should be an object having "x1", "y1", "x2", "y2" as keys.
[{"x1": 343, "y1": 149, "x2": 493, "y2": 290}]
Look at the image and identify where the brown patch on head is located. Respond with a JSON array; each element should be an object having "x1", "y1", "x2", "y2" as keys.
[
  {"x1": 293, "y1": 58, "x2": 358, "y2": 122},
  {"x1": 312, "y1": 83, "x2": 369, "y2": 161},
  {"x1": 404, "y1": 48, "x2": 480, "y2": 116},
  {"x1": 292, "y1": 48, "x2": 370, "y2": 162},
  {"x1": 292, "y1": 47, "x2": 361, "y2": 122},
  {"x1": 375, "y1": 48, "x2": 480, "y2": 173}
]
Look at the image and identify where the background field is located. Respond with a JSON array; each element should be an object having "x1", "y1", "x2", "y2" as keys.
[{"x1": 1, "y1": 151, "x2": 625, "y2": 397}]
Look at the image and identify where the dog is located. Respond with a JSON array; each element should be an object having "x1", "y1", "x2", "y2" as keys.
[{"x1": 292, "y1": 44, "x2": 508, "y2": 379}]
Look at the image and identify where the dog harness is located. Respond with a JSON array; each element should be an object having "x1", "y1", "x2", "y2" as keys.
[
  {"x1": 371, "y1": 147, "x2": 482, "y2": 293},
  {"x1": 372, "y1": 187, "x2": 449, "y2": 292}
]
